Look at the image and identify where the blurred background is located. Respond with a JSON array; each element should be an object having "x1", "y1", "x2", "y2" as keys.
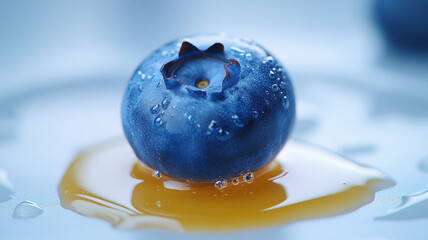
[{"x1": 1, "y1": 0, "x2": 427, "y2": 239}]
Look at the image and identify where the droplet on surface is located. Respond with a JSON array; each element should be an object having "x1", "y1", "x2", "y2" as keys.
[
  {"x1": 243, "y1": 172, "x2": 254, "y2": 183},
  {"x1": 263, "y1": 56, "x2": 275, "y2": 65},
  {"x1": 154, "y1": 117, "x2": 164, "y2": 127},
  {"x1": 208, "y1": 120, "x2": 217, "y2": 131},
  {"x1": 279, "y1": 81, "x2": 287, "y2": 89},
  {"x1": 377, "y1": 189, "x2": 428, "y2": 220},
  {"x1": 152, "y1": 170, "x2": 162, "y2": 179},
  {"x1": 269, "y1": 71, "x2": 276, "y2": 79},
  {"x1": 141, "y1": 74, "x2": 146, "y2": 80},
  {"x1": 282, "y1": 96, "x2": 290, "y2": 109},
  {"x1": 271, "y1": 84, "x2": 279, "y2": 92},
  {"x1": 217, "y1": 128, "x2": 231, "y2": 141},
  {"x1": 231, "y1": 115, "x2": 244, "y2": 128},
  {"x1": 251, "y1": 110, "x2": 259, "y2": 118},
  {"x1": 0, "y1": 169, "x2": 14, "y2": 203},
  {"x1": 161, "y1": 97, "x2": 171, "y2": 109},
  {"x1": 151, "y1": 104, "x2": 161, "y2": 114},
  {"x1": 187, "y1": 115, "x2": 194, "y2": 125},
  {"x1": 12, "y1": 200, "x2": 43, "y2": 219}
]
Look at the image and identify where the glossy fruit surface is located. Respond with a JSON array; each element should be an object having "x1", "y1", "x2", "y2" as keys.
[{"x1": 122, "y1": 34, "x2": 295, "y2": 181}]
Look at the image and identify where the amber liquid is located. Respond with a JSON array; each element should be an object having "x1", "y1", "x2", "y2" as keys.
[{"x1": 59, "y1": 139, "x2": 393, "y2": 232}]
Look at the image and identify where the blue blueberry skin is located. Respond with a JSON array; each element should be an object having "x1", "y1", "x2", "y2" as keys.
[
  {"x1": 374, "y1": 0, "x2": 428, "y2": 50},
  {"x1": 122, "y1": 34, "x2": 295, "y2": 181}
]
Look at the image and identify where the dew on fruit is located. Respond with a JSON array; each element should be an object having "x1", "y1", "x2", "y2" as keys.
[
  {"x1": 208, "y1": 120, "x2": 217, "y2": 131},
  {"x1": 161, "y1": 96, "x2": 171, "y2": 109},
  {"x1": 271, "y1": 84, "x2": 279, "y2": 92},
  {"x1": 147, "y1": 75, "x2": 152, "y2": 80},
  {"x1": 217, "y1": 128, "x2": 231, "y2": 141},
  {"x1": 232, "y1": 115, "x2": 244, "y2": 128},
  {"x1": 152, "y1": 170, "x2": 162, "y2": 179},
  {"x1": 251, "y1": 110, "x2": 259, "y2": 118},
  {"x1": 282, "y1": 96, "x2": 290, "y2": 109},
  {"x1": 418, "y1": 156, "x2": 428, "y2": 173},
  {"x1": 150, "y1": 104, "x2": 161, "y2": 114},
  {"x1": 187, "y1": 115, "x2": 194, "y2": 125},
  {"x1": 279, "y1": 81, "x2": 287, "y2": 89},
  {"x1": 232, "y1": 178, "x2": 240, "y2": 185},
  {"x1": 12, "y1": 200, "x2": 43, "y2": 219},
  {"x1": 269, "y1": 70, "x2": 276, "y2": 79},
  {"x1": 263, "y1": 56, "x2": 275, "y2": 65},
  {"x1": 141, "y1": 74, "x2": 146, "y2": 80},
  {"x1": 0, "y1": 169, "x2": 14, "y2": 203},
  {"x1": 245, "y1": 53, "x2": 252, "y2": 61},
  {"x1": 243, "y1": 172, "x2": 254, "y2": 183},
  {"x1": 154, "y1": 116, "x2": 164, "y2": 127}
]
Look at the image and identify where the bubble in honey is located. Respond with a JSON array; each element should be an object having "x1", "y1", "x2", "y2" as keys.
[{"x1": 58, "y1": 139, "x2": 393, "y2": 232}]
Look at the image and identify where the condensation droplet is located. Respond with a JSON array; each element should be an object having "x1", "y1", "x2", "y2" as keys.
[
  {"x1": 243, "y1": 172, "x2": 254, "y2": 183},
  {"x1": 245, "y1": 53, "x2": 252, "y2": 61},
  {"x1": 151, "y1": 104, "x2": 161, "y2": 114},
  {"x1": 217, "y1": 128, "x2": 231, "y2": 141},
  {"x1": 282, "y1": 96, "x2": 290, "y2": 109},
  {"x1": 12, "y1": 200, "x2": 43, "y2": 219},
  {"x1": 141, "y1": 73, "x2": 146, "y2": 80},
  {"x1": 208, "y1": 120, "x2": 217, "y2": 131},
  {"x1": 251, "y1": 110, "x2": 259, "y2": 119},
  {"x1": 147, "y1": 75, "x2": 153, "y2": 80},
  {"x1": 232, "y1": 115, "x2": 244, "y2": 128},
  {"x1": 263, "y1": 56, "x2": 275, "y2": 65},
  {"x1": 152, "y1": 170, "x2": 162, "y2": 179},
  {"x1": 162, "y1": 96, "x2": 171, "y2": 109},
  {"x1": 269, "y1": 70, "x2": 276, "y2": 79},
  {"x1": 154, "y1": 116, "x2": 164, "y2": 127},
  {"x1": 271, "y1": 84, "x2": 279, "y2": 92},
  {"x1": 187, "y1": 115, "x2": 194, "y2": 125},
  {"x1": 279, "y1": 81, "x2": 287, "y2": 89}
]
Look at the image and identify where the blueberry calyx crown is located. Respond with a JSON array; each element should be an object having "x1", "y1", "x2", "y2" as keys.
[{"x1": 161, "y1": 42, "x2": 241, "y2": 100}]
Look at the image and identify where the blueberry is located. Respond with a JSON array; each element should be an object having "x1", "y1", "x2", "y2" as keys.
[
  {"x1": 121, "y1": 34, "x2": 295, "y2": 181},
  {"x1": 374, "y1": 0, "x2": 428, "y2": 51}
]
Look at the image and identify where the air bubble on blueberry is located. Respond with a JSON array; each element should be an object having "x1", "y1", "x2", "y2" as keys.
[
  {"x1": 271, "y1": 84, "x2": 279, "y2": 92},
  {"x1": 243, "y1": 172, "x2": 254, "y2": 183},
  {"x1": 263, "y1": 56, "x2": 275, "y2": 65},
  {"x1": 214, "y1": 179, "x2": 228, "y2": 190},
  {"x1": 232, "y1": 115, "x2": 244, "y2": 128},
  {"x1": 153, "y1": 170, "x2": 162, "y2": 179},
  {"x1": 187, "y1": 115, "x2": 194, "y2": 125},
  {"x1": 282, "y1": 96, "x2": 290, "y2": 109}
]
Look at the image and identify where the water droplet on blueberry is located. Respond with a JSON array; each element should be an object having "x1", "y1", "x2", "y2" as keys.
[
  {"x1": 272, "y1": 84, "x2": 279, "y2": 92},
  {"x1": 162, "y1": 96, "x2": 171, "y2": 109},
  {"x1": 154, "y1": 116, "x2": 164, "y2": 127},
  {"x1": 217, "y1": 128, "x2": 231, "y2": 141},
  {"x1": 151, "y1": 104, "x2": 161, "y2": 114},
  {"x1": 251, "y1": 110, "x2": 259, "y2": 118},
  {"x1": 245, "y1": 53, "x2": 252, "y2": 61}
]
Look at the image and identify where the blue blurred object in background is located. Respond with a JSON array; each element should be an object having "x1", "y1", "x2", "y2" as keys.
[{"x1": 374, "y1": 0, "x2": 428, "y2": 51}]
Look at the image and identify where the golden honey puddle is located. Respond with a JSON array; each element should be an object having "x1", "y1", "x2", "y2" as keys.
[{"x1": 59, "y1": 139, "x2": 393, "y2": 232}]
